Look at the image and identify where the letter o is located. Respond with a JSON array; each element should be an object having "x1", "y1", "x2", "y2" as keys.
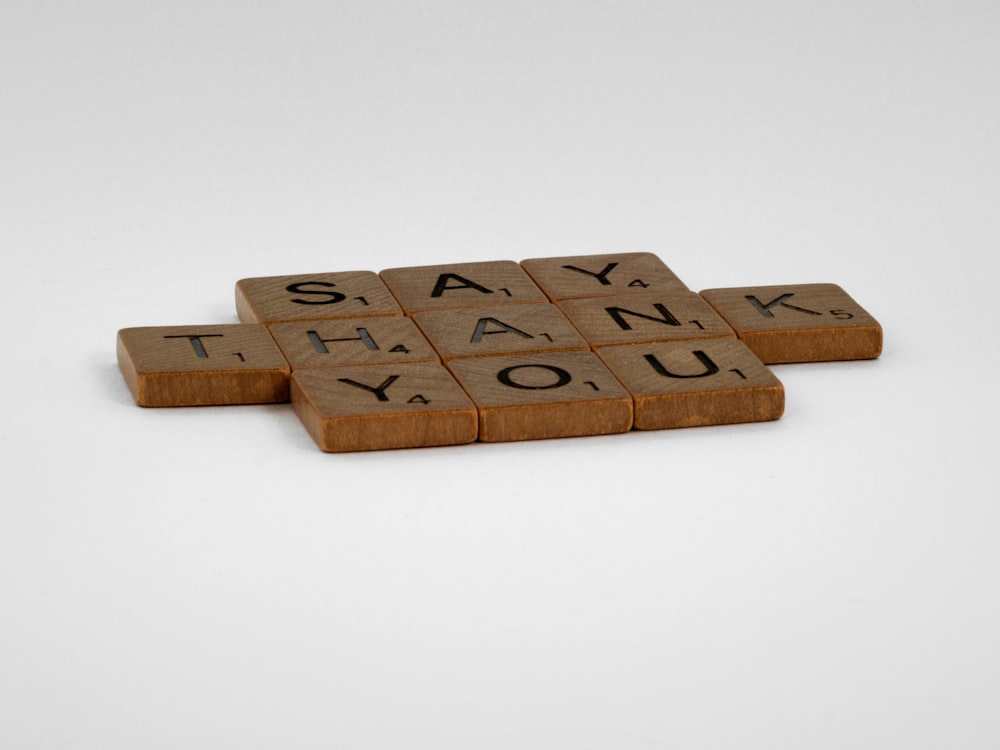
[{"x1": 496, "y1": 364, "x2": 572, "y2": 390}]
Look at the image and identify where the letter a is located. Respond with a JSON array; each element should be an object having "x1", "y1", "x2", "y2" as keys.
[
  {"x1": 430, "y1": 273, "x2": 494, "y2": 298},
  {"x1": 470, "y1": 318, "x2": 534, "y2": 343}
]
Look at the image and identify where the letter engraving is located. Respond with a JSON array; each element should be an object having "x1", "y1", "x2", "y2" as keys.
[
  {"x1": 308, "y1": 328, "x2": 378, "y2": 354},
  {"x1": 430, "y1": 273, "x2": 494, "y2": 298},
  {"x1": 164, "y1": 334, "x2": 224, "y2": 359},
  {"x1": 746, "y1": 293, "x2": 821, "y2": 318},
  {"x1": 605, "y1": 303, "x2": 681, "y2": 330},
  {"x1": 562, "y1": 262, "x2": 618, "y2": 286},
  {"x1": 337, "y1": 374, "x2": 399, "y2": 401},
  {"x1": 470, "y1": 317, "x2": 534, "y2": 343},
  {"x1": 497, "y1": 364, "x2": 572, "y2": 390},
  {"x1": 643, "y1": 350, "x2": 720, "y2": 379},
  {"x1": 285, "y1": 281, "x2": 347, "y2": 305}
]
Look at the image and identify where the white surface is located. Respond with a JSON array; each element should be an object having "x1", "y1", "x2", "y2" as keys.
[{"x1": 3, "y1": 2, "x2": 999, "y2": 748}]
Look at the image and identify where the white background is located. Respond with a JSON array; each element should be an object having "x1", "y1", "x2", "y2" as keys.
[{"x1": 2, "y1": 1, "x2": 999, "y2": 748}]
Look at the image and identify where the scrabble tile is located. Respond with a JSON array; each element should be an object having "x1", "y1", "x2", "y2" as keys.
[
  {"x1": 520, "y1": 252, "x2": 689, "y2": 300},
  {"x1": 411, "y1": 303, "x2": 590, "y2": 361},
  {"x1": 291, "y1": 363, "x2": 478, "y2": 452},
  {"x1": 235, "y1": 271, "x2": 402, "y2": 324},
  {"x1": 699, "y1": 283, "x2": 883, "y2": 364},
  {"x1": 446, "y1": 351, "x2": 633, "y2": 442},
  {"x1": 268, "y1": 317, "x2": 439, "y2": 369},
  {"x1": 596, "y1": 339, "x2": 784, "y2": 429},
  {"x1": 117, "y1": 325, "x2": 290, "y2": 407},
  {"x1": 380, "y1": 260, "x2": 548, "y2": 313},
  {"x1": 558, "y1": 290, "x2": 736, "y2": 348}
]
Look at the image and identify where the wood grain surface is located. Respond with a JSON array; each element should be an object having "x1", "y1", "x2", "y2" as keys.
[
  {"x1": 699, "y1": 283, "x2": 882, "y2": 363},
  {"x1": 269, "y1": 317, "x2": 440, "y2": 369},
  {"x1": 412, "y1": 303, "x2": 589, "y2": 360},
  {"x1": 119, "y1": 255, "x2": 883, "y2": 451},
  {"x1": 235, "y1": 271, "x2": 402, "y2": 324},
  {"x1": 446, "y1": 351, "x2": 633, "y2": 442},
  {"x1": 117, "y1": 325, "x2": 290, "y2": 407},
  {"x1": 520, "y1": 251, "x2": 689, "y2": 300},
  {"x1": 291, "y1": 363, "x2": 478, "y2": 452},
  {"x1": 380, "y1": 260, "x2": 548, "y2": 313},
  {"x1": 597, "y1": 338, "x2": 784, "y2": 429},
  {"x1": 558, "y1": 290, "x2": 736, "y2": 348}
]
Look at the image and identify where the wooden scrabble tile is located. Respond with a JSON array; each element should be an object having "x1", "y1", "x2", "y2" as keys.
[
  {"x1": 235, "y1": 271, "x2": 402, "y2": 324},
  {"x1": 520, "y1": 252, "x2": 689, "y2": 300},
  {"x1": 597, "y1": 338, "x2": 784, "y2": 430},
  {"x1": 699, "y1": 283, "x2": 883, "y2": 364},
  {"x1": 445, "y1": 351, "x2": 632, "y2": 442},
  {"x1": 117, "y1": 325, "x2": 290, "y2": 407},
  {"x1": 291, "y1": 363, "x2": 478, "y2": 452},
  {"x1": 411, "y1": 303, "x2": 590, "y2": 361},
  {"x1": 380, "y1": 260, "x2": 548, "y2": 313},
  {"x1": 268, "y1": 317, "x2": 439, "y2": 369},
  {"x1": 558, "y1": 291, "x2": 736, "y2": 348}
]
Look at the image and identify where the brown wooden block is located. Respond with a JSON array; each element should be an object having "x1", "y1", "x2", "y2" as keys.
[
  {"x1": 235, "y1": 271, "x2": 402, "y2": 324},
  {"x1": 291, "y1": 363, "x2": 478, "y2": 452},
  {"x1": 268, "y1": 317, "x2": 439, "y2": 370},
  {"x1": 380, "y1": 260, "x2": 548, "y2": 313},
  {"x1": 558, "y1": 291, "x2": 736, "y2": 348},
  {"x1": 699, "y1": 283, "x2": 883, "y2": 364},
  {"x1": 117, "y1": 325, "x2": 290, "y2": 407},
  {"x1": 411, "y1": 303, "x2": 590, "y2": 361},
  {"x1": 446, "y1": 351, "x2": 633, "y2": 442},
  {"x1": 520, "y1": 252, "x2": 689, "y2": 300},
  {"x1": 596, "y1": 339, "x2": 784, "y2": 430}
]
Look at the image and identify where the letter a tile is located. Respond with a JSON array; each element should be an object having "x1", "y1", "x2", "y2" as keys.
[
  {"x1": 380, "y1": 261, "x2": 548, "y2": 313},
  {"x1": 699, "y1": 283, "x2": 882, "y2": 363},
  {"x1": 597, "y1": 339, "x2": 784, "y2": 429},
  {"x1": 520, "y1": 252, "x2": 688, "y2": 300},
  {"x1": 291, "y1": 363, "x2": 478, "y2": 451},
  {"x1": 446, "y1": 351, "x2": 633, "y2": 442},
  {"x1": 117, "y1": 325, "x2": 291, "y2": 406},
  {"x1": 411, "y1": 303, "x2": 589, "y2": 361}
]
